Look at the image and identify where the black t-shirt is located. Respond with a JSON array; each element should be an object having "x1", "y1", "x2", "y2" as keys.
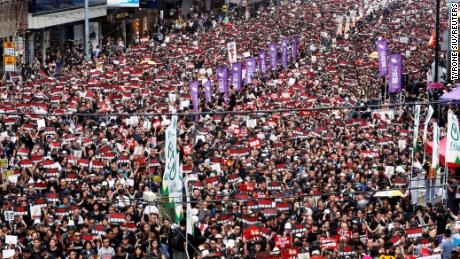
[
  {"x1": 73, "y1": 241, "x2": 84, "y2": 254},
  {"x1": 48, "y1": 247, "x2": 63, "y2": 259}
]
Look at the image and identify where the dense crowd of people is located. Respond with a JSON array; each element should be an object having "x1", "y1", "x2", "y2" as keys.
[{"x1": 0, "y1": 0, "x2": 459, "y2": 258}]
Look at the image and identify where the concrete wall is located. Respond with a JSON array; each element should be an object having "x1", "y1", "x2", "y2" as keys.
[
  {"x1": 28, "y1": 4, "x2": 107, "y2": 30},
  {"x1": 0, "y1": 1, "x2": 28, "y2": 39}
]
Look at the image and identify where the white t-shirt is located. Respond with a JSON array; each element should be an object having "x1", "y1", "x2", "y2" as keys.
[{"x1": 98, "y1": 247, "x2": 115, "y2": 259}]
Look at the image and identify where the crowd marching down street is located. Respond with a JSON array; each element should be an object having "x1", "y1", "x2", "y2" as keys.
[{"x1": 0, "y1": 0, "x2": 459, "y2": 258}]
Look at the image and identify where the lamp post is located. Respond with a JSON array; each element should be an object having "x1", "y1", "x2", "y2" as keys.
[
  {"x1": 434, "y1": 0, "x2": 440, "y2": 82},
  {"x1": 84, "y1": 0, "x2": 90, "y2": 61}
]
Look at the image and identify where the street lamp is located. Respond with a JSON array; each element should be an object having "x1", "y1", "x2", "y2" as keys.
[{"x1": 434, "y1": 0, "x2": 440, "y2": 82}]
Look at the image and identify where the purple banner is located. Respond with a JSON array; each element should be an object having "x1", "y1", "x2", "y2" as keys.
[
  {"x1": 189, "y1": 81, "x2": 199, "y2": 122},
  {"x1": 216, "y1": 66, "x2": 228, "y2": 100},
  {"x1": 204, "y1": 80, "x2": 212, "y2": 103},
  {"x1": 281, "y1": 37, "x2": 288, "y2": 70},
  {"x1": 258, "y1": 50, "x2": 267, "y2": 73},
  {"x1": 291, "y1": 35, "x2": 298, "y2": 62},
  {"x1": 246, "y1": 57, "x2": 257, "y2": 85},
  {"x1": 388, "y1": 54, "x2": 402, "y2": 94},
  {"x1": 269, "y1": 42, "x2": 278, "y2": 71},
  {"x1": 376, "y1": 40, "x2": 388, "y2": 76},
  {"x1": 231, "y1": 62, "x2": 243, "y2": 92}
]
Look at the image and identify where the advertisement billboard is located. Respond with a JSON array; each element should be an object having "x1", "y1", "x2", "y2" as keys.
[{"x1": 107, "y1": 0, "x2": 140, "y2": 7}]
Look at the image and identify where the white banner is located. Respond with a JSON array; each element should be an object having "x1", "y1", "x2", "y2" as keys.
[
  {"x1": 413, "y1": 105, "x2": 421, "y2": 151},
  {"x1": 107, "y1": 0, "x2": 140, "y2": 7},
  {"x1": 447, "y1": 111, "x2": 460, "y2": 163},
  {"x1": 419, "y1": 255, "x2": 441, "y2": 259},
  {"x1": 161, "y1": 116, "x2": 183, "y2": 223},
  {"x1": 228, "y1": 42, "x2": 237, "y2": 64},
  {"x1": 433, "y1": 122, "x2": 440, "y2": 172},
  {"x1": 423, "y1": 105, "x2": 434, "y2": 142},
  {"x1": 430, "y1": 122, "x2": 443, "y2": 202}
]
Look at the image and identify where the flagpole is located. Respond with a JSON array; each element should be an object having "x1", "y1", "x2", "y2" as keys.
[{"x1": 384, "y1": 77, "x2": 387, "y2": 102}]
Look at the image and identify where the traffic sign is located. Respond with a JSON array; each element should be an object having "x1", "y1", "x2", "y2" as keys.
[
  {"x1": 3, "y1": 42, "x2": 15, "y2": 56},
  {"x1": 4, "y1": 56, "x2": 15, "y2": 72}
]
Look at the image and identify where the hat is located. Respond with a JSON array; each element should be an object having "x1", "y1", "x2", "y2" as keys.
[
  {"x1": 68, "y1": 220, "x2": 75, "y2": 227},
  {"x1": 33, "y1": 219, "x2": 41, "y2": 225},
  {"x1": 312, "y1": 250, "x2": 320, "y2": 255},
  {"x1": 215, "y1": 234, "x2": 223, "y2": 239}
]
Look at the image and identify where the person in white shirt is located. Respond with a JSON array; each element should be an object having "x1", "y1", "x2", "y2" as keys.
[{"x1": 98, "y1": 238, "x2": 115, "y2": 259}]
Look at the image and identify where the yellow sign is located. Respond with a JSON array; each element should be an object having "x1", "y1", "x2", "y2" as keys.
[
  {"x1": 3, "y1": 42, "x2": 14, "y2": 49},
  {"x1": 4, "y1": 170, "x2": 12, "y2": 177},
  {"x1": 4, "y1": 56, "x2": 15, "y2": 65},
  {"x1": 0, "y1": 159, "x2": 7, "y2": 168}
]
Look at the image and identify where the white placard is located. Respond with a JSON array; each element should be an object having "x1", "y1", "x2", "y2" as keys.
[
  {"x1": 398, "y1": 139, "x2": 406, "y2": 150},
  {"x1": 5, "y1": 235, "x2": 17, "y2": 245},
  {"x1": 143, "y1": 120, "x2": 151, "y2": 131},
  {"x1": 7, "y1": 175, "x2": 17, "y2": 184},
  {"x1": 4, "y1": 211, "x2": 14, "y2": 222},
  {"x1": 2, "y1": 249, "x2": 14, "y2": 258},
  {"x1": 127, "y1": 179, "x2": 134, "y2": 187},
  {"x1": 246, "y1": 119, "x2": 257, "y2": 128},
  {"x1": 180, "y1": 100, "x2": 191, "y2": 109},
  {"x1": 73, "y1": 150, "x2": 82, "y2": 158},
  {"x1": 227, "y1": 42, "x2": 237, "y2": 64},
  {"x1": 169, "y1": 93, "x2": 177, "y2": 102},
  {"x1": 30, "y1": 205, "x2": 41, "y2": 220},
  {"x1": 133, "y1": 146, "x2": 143, "y2": 156},
  {"x1": 130, "y1": 116, "x2": 139, "y2": 126},
  {"x1": 37, "y1": 119, "x2": 46, "y2": 130}
]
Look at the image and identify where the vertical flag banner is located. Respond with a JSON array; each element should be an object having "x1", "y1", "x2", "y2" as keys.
[
  {"x1": 281, "y1": 37, "x2": 288, "y2": 70},
  {"x1": 231, "y1": 62, "x2": 242, "y2": 92},
  {"x1": 246, "y1": 57, "x2": 257, "y2": 85},
  {"x1": 291, "y1": 35, "x2": 298, "y2": 62},
  {"x1": 376, "y1": 39, "x2": 388, "y2": 76},
  {"x1": 388, "y1": 54, "x2": 402, "y2": 94},
  {"x1": 189, "y1": 81, "x2": 199, "y2": 123},
  {"x1": 258, "y1": 50, "x2": 267, "y2": 73},
  {"x1": 227, "y1": 42, "x2": 237, "y2": 64},
  {"x1": 431, "y1": 122, "x2": 443, "y2": 202},
  {"x1": 423, "y1": 106, "x2": 434, "y2": 142},
  {"x1": 217, "y1": 66, "x2": 228, "y2": 100},
  {"x1": 162, "y1": 116, "x2": 183, "y2": 222},
  {"x1": 204, "y1": 80, "x2": 212, "y2": 103},
  {"x1": 432, "y1": 122, "x2": 440, "y2": 174},
  {"x1": 269, "y1": 42, "x2": 278, "y2": 71},
  {"x1": 447, "y1": 111, "x2": 460, "y2": 163},
  {"x1": 412, "y1": 105, "x2": 421, "y2": 152}
]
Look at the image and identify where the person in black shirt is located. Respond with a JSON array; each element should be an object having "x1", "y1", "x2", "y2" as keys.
[
  {"x1": 48, "y1": 239, "x2": 63, "y2": 259},
  {"x1": 72, "y1": 231, "x2": 84, "y2": 255},
  {"x1": 159, "y1": 218, "x2": 172, "y2": 259},
  {"x1": 41, "y1": 247, "x2": 56, "y2": 259}
]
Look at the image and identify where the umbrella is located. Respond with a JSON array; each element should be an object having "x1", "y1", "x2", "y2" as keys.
[{"x1": 374, "y1": 190, "x2": 403, "y2": 197}]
